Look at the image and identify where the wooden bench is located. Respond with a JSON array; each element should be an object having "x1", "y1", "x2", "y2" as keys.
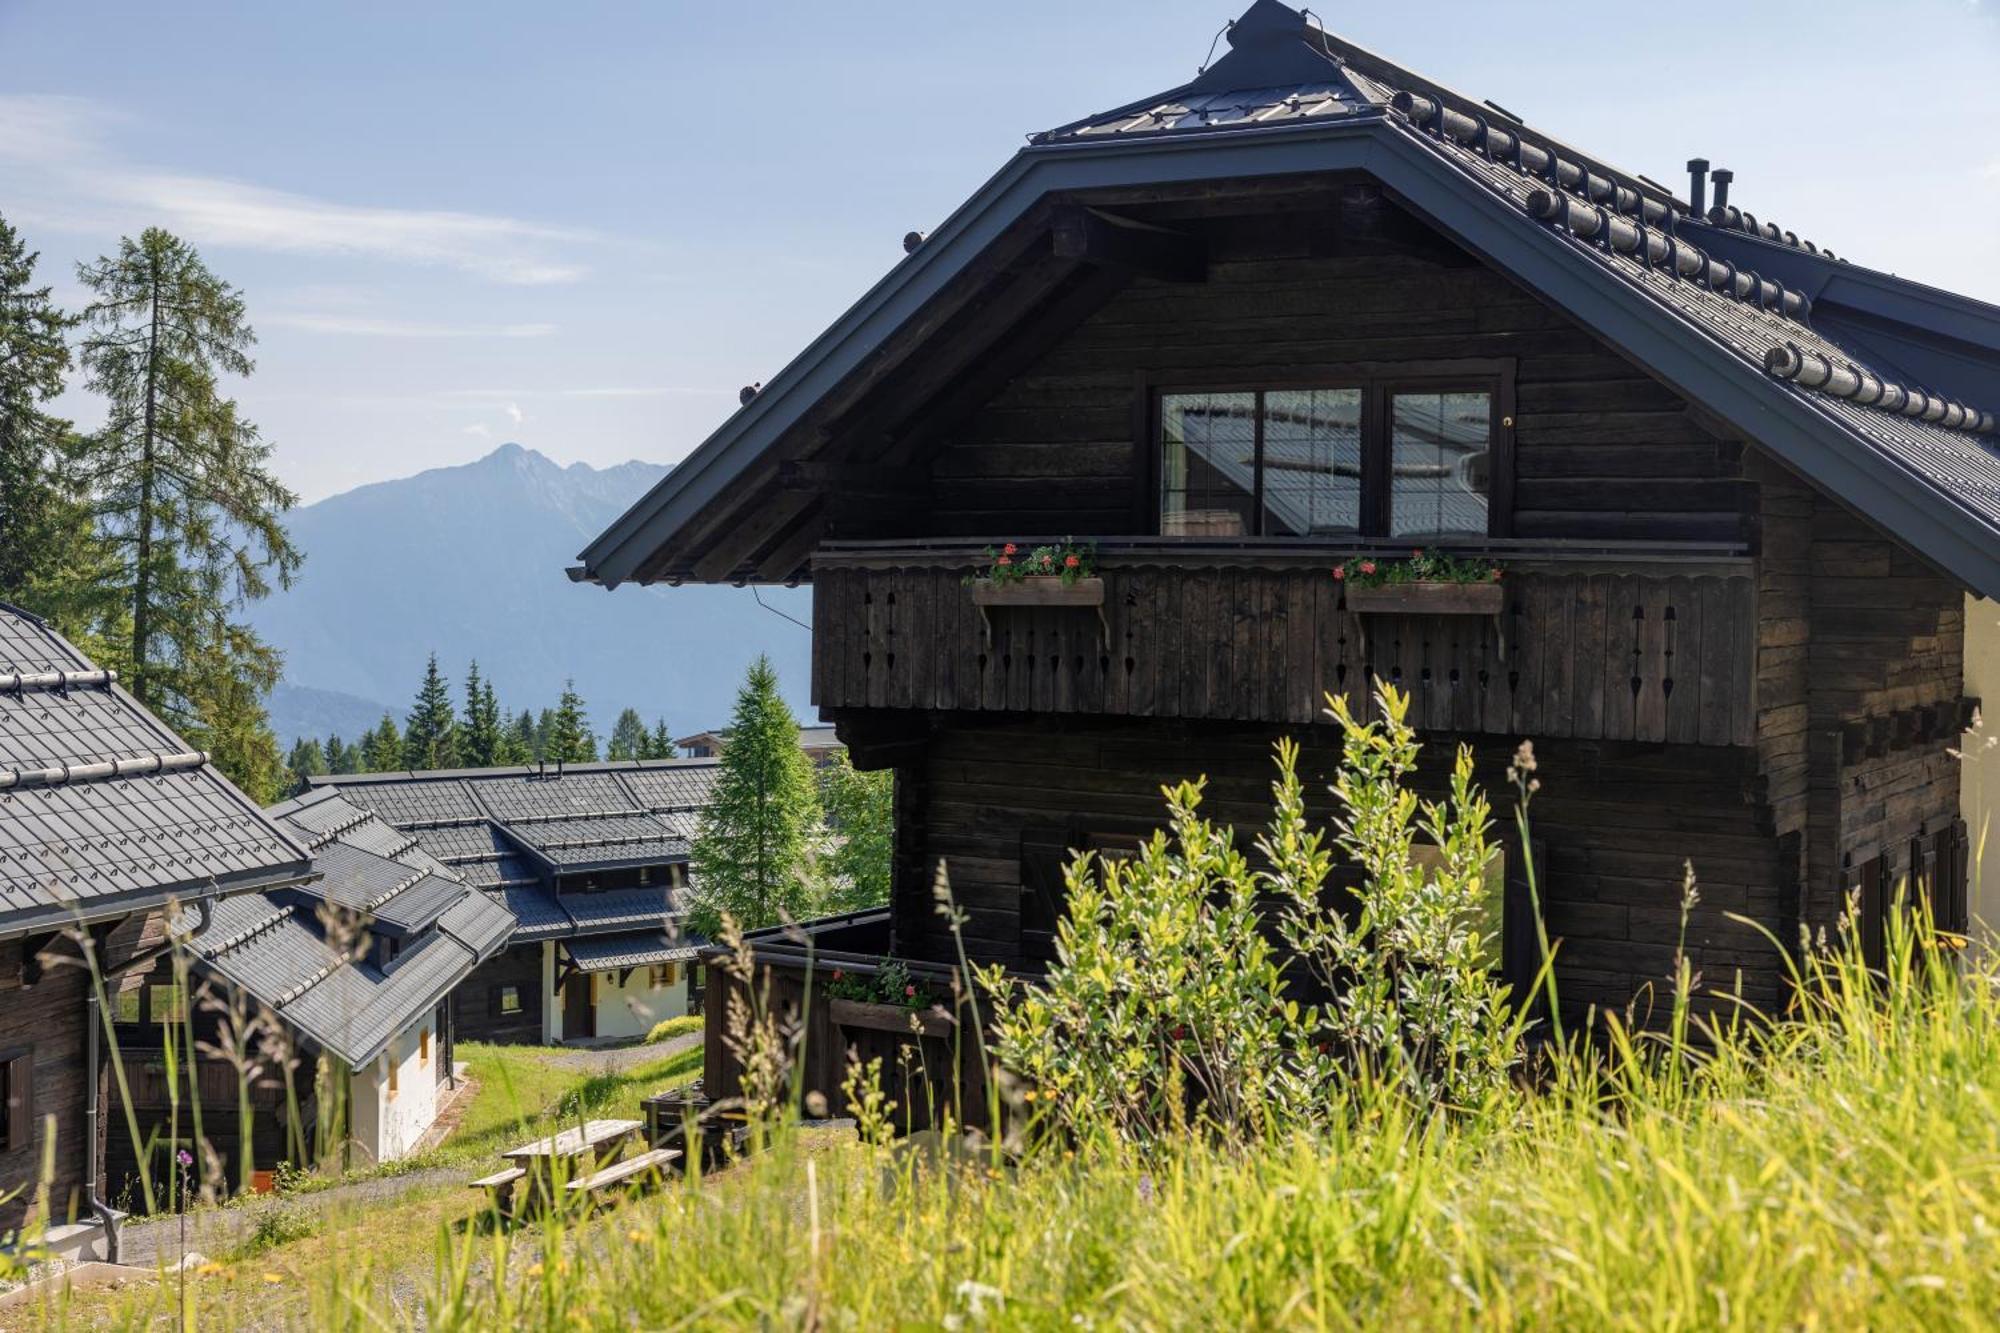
[
  {"x1": 564, "y1": 1147, "x2": 681, "y2": 1198},
  {"x1": 469, "y1": 1165, "x2": 527, "y2": 1214}
]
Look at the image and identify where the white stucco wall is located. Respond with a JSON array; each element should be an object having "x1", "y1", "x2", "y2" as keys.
[
  {"x1": 346, "y1": 1014, "x2": 441, "y2": 1164},
  {"x1": 541, "y1": 941, "x2": 562, "y2": 1044},
  {"x1": 1965, "y1": 594, "x2": 1999, "y2": 947},
  {"x1": 590, "y1": 965, "x2": 689, "y2": 1041}
]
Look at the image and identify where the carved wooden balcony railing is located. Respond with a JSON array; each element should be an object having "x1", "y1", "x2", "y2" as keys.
[{"x1": 811, "y1": 539, "x2": 1757, "y2": 746}]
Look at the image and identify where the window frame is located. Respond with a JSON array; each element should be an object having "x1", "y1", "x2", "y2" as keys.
[{"x1": 1144, "y1": 358, "x2": 1517, "y2": 542}]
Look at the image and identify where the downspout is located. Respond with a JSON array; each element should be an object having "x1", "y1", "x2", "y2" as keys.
[{"x1": 83, "y1": 898, "x2": 214, "y2": 1263}]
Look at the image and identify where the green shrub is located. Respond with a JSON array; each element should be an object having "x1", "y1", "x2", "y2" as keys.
[{"x1": 645, "y1": 1014, "x2": 703, "y2": 1044}]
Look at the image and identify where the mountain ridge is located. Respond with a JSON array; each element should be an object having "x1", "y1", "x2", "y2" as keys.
[{"x1": 255, "y1": 444, "x2": 813, "y2": 748}]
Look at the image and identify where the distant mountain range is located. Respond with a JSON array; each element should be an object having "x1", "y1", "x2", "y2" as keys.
[{"x1": 254, "y1": 443, "x2": 813, "y2": 750}]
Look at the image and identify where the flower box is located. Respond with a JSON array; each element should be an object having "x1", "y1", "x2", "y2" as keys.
[
  {"x1": 1344, "y1": 581, "x2": 1505, "y2": 615},
  {"x1": 828, "y1": 997, "x2": 956, "y2": 1039},
  {"x1": 968, "y1": 575, "x2": 1104, "y2": 608}
]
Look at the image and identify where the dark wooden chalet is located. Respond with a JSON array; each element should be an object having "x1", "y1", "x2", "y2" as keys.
[
  {"x1": 0, "y1": 605, "x2": 312, "y2": 1256},
  {"x1": 574, "y1": 4, "x2": 1999, "y2": 1115}
]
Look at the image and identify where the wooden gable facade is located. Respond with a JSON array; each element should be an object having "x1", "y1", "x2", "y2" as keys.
[{"x1": 578, "y1": 3, "x2": 1996, "y2": 1102}]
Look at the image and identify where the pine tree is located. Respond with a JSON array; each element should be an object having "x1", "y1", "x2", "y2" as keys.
[
  {"x1": 362, "y1": 713, "x2": 403, "y2": 772},
  {"x1": 461, "y1": 661, "x2": 501, "y2": 767},
  {"x1": 322, "y1": 731, "x2": 361, "y2": 775},
  {"x1": 545, "y1": 681, "x2": 597, "y2": 764},
  {"x1": 402, "y1": 652, "x2": 459, "y2": 771},
  {"x1": 0, "y1": 213, "x2": 92, "y2": 626},
  {"x1": 285, "y1": 737, "x2": 327, "y2": 795},
  {"x1": 76, "y1": 228, "x2": 299, "y2": 795},
  {"x1": 498, "y1": 708, "x2": 535, "y2": 766},
  {"x1": 818, "y1": 750, "x2": 893, "y2": 913},
  {"x1": 607, "y1": 707, "x2": 648, "y2": 761},
  {"x1": 647, "y1": 720, "x2": 678, "y2": 760},
  {"x1": 688, "y1": 657, "x2": 824, "y2": 935}
]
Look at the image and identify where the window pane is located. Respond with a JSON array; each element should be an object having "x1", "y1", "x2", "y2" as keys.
[
  {"x1": 1160, "y1": 392, "x2": 1257, "y2": 536},
  {"x1": 1261, "y1": 389, "x2": 1361, "y2": 536},
  {"x1": 150, "y1": 984, "x2": 186, "y2": 1025},
  {"x1": 1390, "y1": 391, "x2": 1491, "y2": 538}
]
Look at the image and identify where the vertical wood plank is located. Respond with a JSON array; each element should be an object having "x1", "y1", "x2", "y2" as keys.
[
  {"x1": 1663, "y1": 574, "x2": 1700, "y2": 744},
  {"x1": 1696, "y1": 577, "x2": 1732, "y2": 747},
  {"x1": 1571, "y1": 574, "x2": 1607, "y2": 738},
  {"x1": 1603, "y1": 575, "x2": 1638, "y2": 740},
  {"x1": 1635, "y1": 578, "x2": 1670, "y2": 742}
]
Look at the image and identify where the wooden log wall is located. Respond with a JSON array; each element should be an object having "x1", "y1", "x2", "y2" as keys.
[
  {"x1": 1751, "y1": 456, "x2": 1967, "y2": 930},
  {"x1": 814, "y1": 563, "x2": 1756, "y2": 746},
  {"x1": 453, "y1": 943, "x2": 546, "y2": 1044},
  {"x1": 906, "y1": 215, "x2": 1750, "y2": 545},
  {"x1": 890, "y1": 718, "x2": 1786, "y2": 1022}
]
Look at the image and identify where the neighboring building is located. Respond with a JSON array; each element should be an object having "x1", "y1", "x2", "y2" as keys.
[
  {"x1": 0, "y1": 604, "x2": 312, "y2": 1257},
  {"x1": 106, "y1": 789, "x2": 515, "y2": 1192},
  {"x1": 675, "y1": 724, "x2": 843, "y2": 765},
  {"x1": 311, "y1": 759, "x2": 716, "y2": 1044},
  {"x1": 573, "y1": 4, "x2": 1997, "y2": 1122}
]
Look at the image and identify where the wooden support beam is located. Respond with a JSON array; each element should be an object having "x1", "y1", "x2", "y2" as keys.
[
  {"x1": 1051, "y1": 206, "x2": 1205, "y2": 282},
  {"x1": 755, "y1": 516, "x2": 826, "y2": 584},
  {"x1": 19, "y1": 931, "x2": 61, "y2": 989}
]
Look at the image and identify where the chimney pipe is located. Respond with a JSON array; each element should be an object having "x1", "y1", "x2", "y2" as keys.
[
  {"x1": 1686, "y1": 159, "x2": 1709, "y2": 218},
  {"x1": 1710, "y1": 168, "x2": 1733, "y2": 212}
]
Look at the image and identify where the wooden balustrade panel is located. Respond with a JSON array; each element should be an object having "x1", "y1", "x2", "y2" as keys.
[{"x1": 813, "y1": 565, "x2": 1755, "y2": 746}]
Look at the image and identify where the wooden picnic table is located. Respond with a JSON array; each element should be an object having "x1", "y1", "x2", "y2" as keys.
[{"x1": 495, "y1": 1118, "x2": 645, "y2": 1210}]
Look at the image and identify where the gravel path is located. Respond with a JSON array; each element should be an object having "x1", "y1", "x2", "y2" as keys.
[{"x1": 544, "y1": 1031, "x2": 699, "y2": 1074}]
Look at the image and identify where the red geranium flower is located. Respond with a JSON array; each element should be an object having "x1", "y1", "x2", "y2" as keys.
[
  {"x1": 1359, "y1": 560, "x2": 1377, "y2": 575},
  {"x1": 1064, "y1": 554, "x2": 1080, "y2": 568},
  {"x1": 1331, "y1": 566, "x2": 1345, "y2": 581},
  {"x1": 1490, "y1": 568, "x2": 1503, "y2": 581},
  {"x1": 997, "y1": 555, "x2": 1011, "y2": 567},
  {"x1": 1002, "y1": 543, "x2": 1017, "y2": 555},
  {"x1": 905, "y1": 985, "x2": 916, "y2": 998},
  {"x1": 831, "y1": 969, "x2": 843, "y2": 981},
  {"x1": 1412, "y1": 548, "x2": 1424, "y2": 559}
]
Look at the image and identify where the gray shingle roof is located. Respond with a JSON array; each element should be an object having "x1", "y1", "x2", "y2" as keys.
[
  {"x1": 0, "y1": 605, "x2": 312, "y2": 933},
  {"x1": 562, "y1": 930, "x2": 705, "y2": 972},
  {"x1": 570, "y1": 0, "x2": 2000, "y2": 598},
  {"x1": 186, "y1": 789, "x2": 514, "y2": 1068}
]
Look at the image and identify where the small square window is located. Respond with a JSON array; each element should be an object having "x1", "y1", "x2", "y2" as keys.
[
  {"x1": 112, "y1": 987, "x2": 143, "y2": 1025},
  {"x1": 648, "y1": 962, "x2": 678, "y2": 988},
  {"x1": 498, "y1": 985, "x2": 523, "y2": 1016},
  {"x1": 150, "y1": 984, "x2": 186, "y2": 1025}
]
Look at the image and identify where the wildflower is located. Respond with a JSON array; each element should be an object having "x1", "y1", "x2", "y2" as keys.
[
  {"x1": 1171, "y1": 1025, "x2": 1186, "y2": 1041},
  {"x1": 176, "y1": 1149, "x2": 193, "y2": 1168},
  {"x1": 263, "y1": 1273, "x2": 283, "y2": 1285},
  {"x1": 1002, "y1": 543, "x2": 1017, "y2": 555},
  {"x1": 1064, "y1": 554, "x2": 1080, "y2": 568},
  {"x1": 1332, "y1": 565, "x2": 1345, "y2": 581},
  {"x1": 196, "y1": 1262, "x2": 224, "y2": 1277},
  {"x1": 627, "y1": 1228, "x2": 647, "y2": 1243},
  {"x1": 1359, "y1": 560, "x2": 1377, "y2": 576}
]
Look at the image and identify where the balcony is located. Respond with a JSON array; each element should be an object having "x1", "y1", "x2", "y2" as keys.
[{"x1": 811, "y1": 538, "x2": 1756, "y2": 746}]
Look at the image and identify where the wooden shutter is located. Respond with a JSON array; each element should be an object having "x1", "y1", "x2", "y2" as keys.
[
  {"x1": 1938, "y1": 820, "x2": 1971, "y2": 936},
  {"x1": 4, "y1": 1053, "x2": 31, "y2": 1153}
]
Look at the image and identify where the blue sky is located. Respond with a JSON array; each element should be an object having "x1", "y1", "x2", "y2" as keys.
[{"x1": 4, "y1": 0, "x2": 1997, "y2": 503}]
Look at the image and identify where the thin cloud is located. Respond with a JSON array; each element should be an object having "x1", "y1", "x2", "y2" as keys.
[
  {"x1": 462, "y1": 423, "x2": 492, "y2": 438},
  {"x1": 557, "y1": 385, "x2": 737, "y2": 399},
  {"x1": 0, "y1": 94, "x2": 595, "y2": 285},
  {"x1": 266, "y1": 313, "x2": 558, "y2": 338},
  {"x1": 504, "y1": 402, "x2": 525, "y2": 426}
]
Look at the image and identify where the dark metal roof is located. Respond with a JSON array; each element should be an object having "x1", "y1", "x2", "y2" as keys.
[
  {"x1": 186, "y1": 788, "x2": 514, "y2": 1069},
  {"x1": 562, "y1": 929, "x2": 705, "y2": 972},
  {"x1": 311, "y1": 758, "x2": 717, "y2": 939},
  {"x1": 0, "y1": 605, "x2": 313, "y2": 936},
  {"x1": 571, "y1": 0, "x2": 2000, "y2": 600}
]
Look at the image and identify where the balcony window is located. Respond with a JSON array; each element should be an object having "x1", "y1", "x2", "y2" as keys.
[{"x1": 1156, "y1": 366, "x2": 1509, "y2": 540}]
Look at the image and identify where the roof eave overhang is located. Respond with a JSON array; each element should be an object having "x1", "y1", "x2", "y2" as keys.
[
  {"x1": 576, "y1": 111, "x2": 2000, "y2": 599},
  {"x1": 0, "y1": 862, "x2": 320, "y2": 944}
]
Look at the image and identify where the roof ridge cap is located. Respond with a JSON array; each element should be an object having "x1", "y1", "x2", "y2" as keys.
[
  {"x1": 0, "y1": 750, "x2": 208, "y2": 793},
  {"x1": 1764, "y1": 342, "x2": 1999, "y2": 435}
]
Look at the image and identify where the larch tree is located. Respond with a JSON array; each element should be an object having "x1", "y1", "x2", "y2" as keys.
[
  {"x1": 75, "y1": 228, "x2": 299, "y2": 793},
  {"x1": 461, "y1": 661, "x2": 502, "y2": 767},
  {"x1": 0, "y1": 213, "x2": 93, "y2": 626},
  {"x1": 688, "y1": 656, "x2": 824, "y2": 935},
  {"x1": 607, "y1": 707, "x2": 649, "y2": 760},
  {"x1": 403, "y1": 652, "x2": 459, "y2": 770}
]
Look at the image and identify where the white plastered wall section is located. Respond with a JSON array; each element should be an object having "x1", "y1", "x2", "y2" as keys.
[
  {"x1": 590, "y1": 966, "x2": 689, "y2": 1041},
  {"x1": 346, "y1": 1013, "x2": 441, "y2": 1163}
]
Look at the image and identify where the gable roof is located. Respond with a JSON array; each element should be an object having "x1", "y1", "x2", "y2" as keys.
[
  {"x1": 310, "y1": 758, "x2": 717, "y2": 941},
  {"x1": 186, "y1": 788, "x2": 514, "y2": 1069},
  {"x1": 571, "y1": 0, "x2": 2000, "y2": 598},
  {"x1": 0, "y1": 604, "x2": 313, "y2": 937}
]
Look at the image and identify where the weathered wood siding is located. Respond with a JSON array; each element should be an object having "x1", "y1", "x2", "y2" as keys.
[
  {"x1": 454, "y1": 943, "x2": 546, "y2": 1044},
  {"x1": 815, "y1": 562, "x2": 1756, "y2": 745},
  {"x1": 883, "y1": 717, "x2": 1784, "y2": 1021},
  {"x1": 910, "y1": 233, "x2": 1747, "y2": 544},
  {"x1": 1752, "y1": 456, "x2": 1967, "y2": 932}
]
